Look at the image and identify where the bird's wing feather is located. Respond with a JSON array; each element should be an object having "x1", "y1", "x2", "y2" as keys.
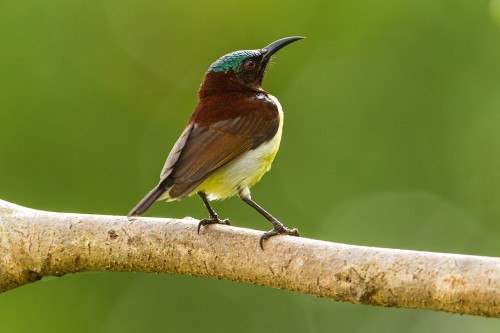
[
  {"x1": 163, "y1": 94, "x2": 279, "y2": 199},
  {"x1": 160, "y1": 124, "x2": 194, "y2": 180}
]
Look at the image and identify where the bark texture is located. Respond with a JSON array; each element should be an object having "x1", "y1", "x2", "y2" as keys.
[{"x1": 0, "y1": 199, "x2": 498, "y2": 317}]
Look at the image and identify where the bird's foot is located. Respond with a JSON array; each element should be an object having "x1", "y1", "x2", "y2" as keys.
[
  {"x1": 197, "y1": 215, "x2": 230, "y2": 234},
  {"x1": 259, "y1": 225, "x2": 299, "y2": 250},
  {"x1": 126, "y1": 214, "x2": 138, "y2": 222}
]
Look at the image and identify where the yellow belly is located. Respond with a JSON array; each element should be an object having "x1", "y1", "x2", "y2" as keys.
[{"x1": 191, "y1": 95, "x2": 284, "y2": 200}]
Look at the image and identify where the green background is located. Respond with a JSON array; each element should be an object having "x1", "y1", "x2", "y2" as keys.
[{"x1": 1, "y1": 0, "x2": 500, "y2": 331}]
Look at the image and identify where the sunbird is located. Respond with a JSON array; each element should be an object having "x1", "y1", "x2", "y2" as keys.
[{"x1": 128, "y1": 37, "x2": 304, "y2": 248}]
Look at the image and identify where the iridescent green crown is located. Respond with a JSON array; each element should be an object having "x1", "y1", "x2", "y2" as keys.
[{"x1": 208, "y1": 50, "x2": 260, "y2": 73}]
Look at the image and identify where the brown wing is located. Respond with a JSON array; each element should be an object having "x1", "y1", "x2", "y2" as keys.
[{"x1": 161, "y1": 93, "x2": 279, "y2": 199}]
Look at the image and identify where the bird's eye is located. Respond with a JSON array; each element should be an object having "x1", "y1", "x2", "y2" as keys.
[{"x1": 244, "y1": 59, "x2": 256, "y2": 70}]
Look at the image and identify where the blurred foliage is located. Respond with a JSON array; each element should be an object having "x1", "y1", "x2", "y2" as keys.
[{"x1": 1, "y1": 0, "x2": 500, "y2": 332}]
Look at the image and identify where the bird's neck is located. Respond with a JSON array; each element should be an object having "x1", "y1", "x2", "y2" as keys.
[{"x1": 198, "y1": 72, "x2": 263, "y2": 98}]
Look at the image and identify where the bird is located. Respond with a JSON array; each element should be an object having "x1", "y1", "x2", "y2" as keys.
[{"x1": 128, "y1": 36, "x2": 304, "y2": 249}]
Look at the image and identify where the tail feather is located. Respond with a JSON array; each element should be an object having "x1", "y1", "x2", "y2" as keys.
[{"x1": 128, "y1": 179, "x2": 171, "y2": 217}]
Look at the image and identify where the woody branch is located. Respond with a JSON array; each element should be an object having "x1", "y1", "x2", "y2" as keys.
[{"x1": 0, "y1": 199, "x2": 498, "y2": 317}]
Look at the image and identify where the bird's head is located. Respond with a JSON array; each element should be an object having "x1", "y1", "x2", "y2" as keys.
[{"x1": 199, "y1": 36, "x2": 304, "y2": 96}]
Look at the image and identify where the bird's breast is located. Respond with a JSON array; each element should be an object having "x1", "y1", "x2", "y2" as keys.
[{"x1": 195, "y1": 94, "x2": 284, "y2": 200}]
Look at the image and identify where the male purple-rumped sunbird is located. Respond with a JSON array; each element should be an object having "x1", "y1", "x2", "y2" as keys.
[{"x1": 128, "y1": 37, "x2": 305, "y2": 249}]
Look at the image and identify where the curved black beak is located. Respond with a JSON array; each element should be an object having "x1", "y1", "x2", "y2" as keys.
[{"x1": 261, "y1": 36, "x2": 305, "y2": 61}]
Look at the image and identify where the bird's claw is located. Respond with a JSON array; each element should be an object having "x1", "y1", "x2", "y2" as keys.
[
  {"x1": 197, "y1": 215, "x2": 230, "y2": 234},
  {"x1": 259, "y1": 226, "x2": 299, "y2": 250},
  {"x1": 126, "y1": 215, "x2": 138, "y2": 222}
]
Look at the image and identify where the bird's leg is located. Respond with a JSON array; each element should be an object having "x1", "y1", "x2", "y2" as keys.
[
  {"x1": 238, "y1": 189, "x2": 299, "y2": 249},
  {"x1": 197, "y1": 191, "x2": 230, "y2": 234}
]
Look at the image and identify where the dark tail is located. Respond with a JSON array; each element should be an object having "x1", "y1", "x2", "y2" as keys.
[{"x1": 128, "y1": 179, "x2": 172, "y2": 217}]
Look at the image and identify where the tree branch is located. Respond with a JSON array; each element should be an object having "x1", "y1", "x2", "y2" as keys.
[{"x1": 0, "y1": 199, "x2": 498, "y2": 317}]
